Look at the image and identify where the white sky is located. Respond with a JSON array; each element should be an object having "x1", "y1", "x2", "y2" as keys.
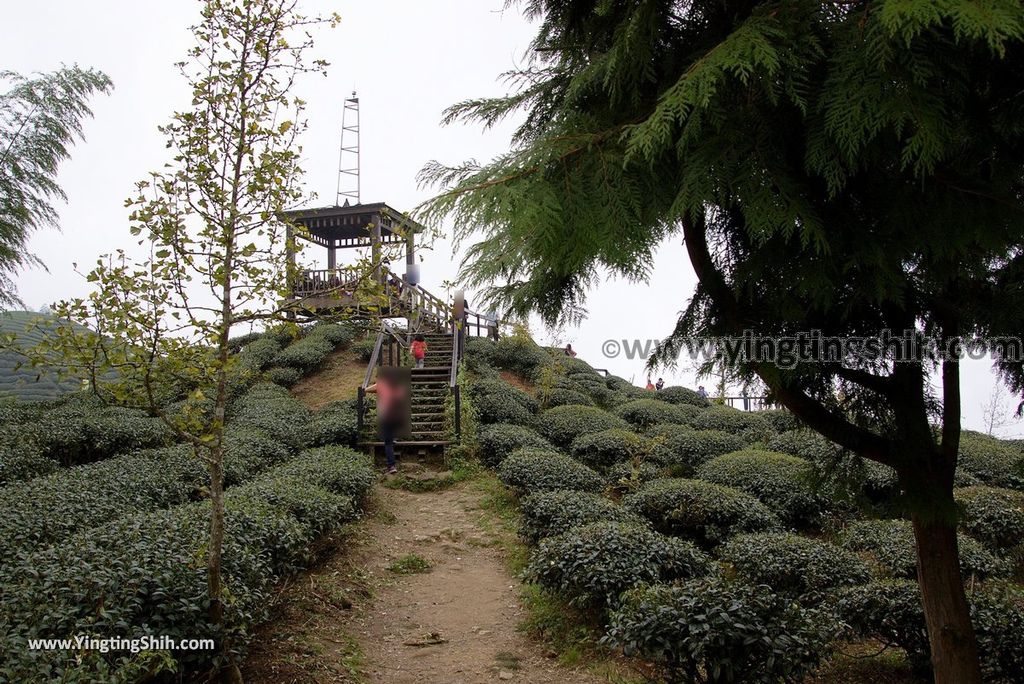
[{"x1": 3, "y1": 0, "x2": 1021, "y2": 436}]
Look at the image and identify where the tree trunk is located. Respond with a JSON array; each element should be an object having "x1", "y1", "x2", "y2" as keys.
[
  {"x1": 207, "y1": 445, "x2": 225, "y2": 625},
  {"x1": 910, "y1": 493, "x2": 982, "y2": 683}
]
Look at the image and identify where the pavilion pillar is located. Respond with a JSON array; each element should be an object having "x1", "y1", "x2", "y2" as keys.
[
  {"x1": 406, "y1": 227, "x2": 415, "y2": 269},
  {"x1": 327, "y1": 244, "x2": 337, "y2": 270},
  {"x1": 285, "y1": 221, "x2": 297, "y2": 320},
  {"x1": 371, "y1": 218, "x2": 382, "y2": 285}
]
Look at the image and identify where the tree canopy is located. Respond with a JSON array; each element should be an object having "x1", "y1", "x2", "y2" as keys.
[
  {"x1": 422, "y1": 1, "x2": 1024, "y2": 680},
  {"x1": 0, "y1": 66, "x2": 111, "y2": 307}
]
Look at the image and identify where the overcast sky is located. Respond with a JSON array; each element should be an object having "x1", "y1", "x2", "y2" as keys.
[{"x1": 3, "y1": 1, "x2": 1020, "y2": 436}]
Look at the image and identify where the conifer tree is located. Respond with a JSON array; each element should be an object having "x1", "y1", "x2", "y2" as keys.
[
  {"x1": 421, "y1": 2, "x2": 1024, "y2": 681},
  {"x1": 0, "y1": 66, "x2": 111, "y2": 307}
]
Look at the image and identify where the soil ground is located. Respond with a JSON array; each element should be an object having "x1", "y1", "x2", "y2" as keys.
[{"x1": 243, "y1": 468, "x2": 611, "y2": 683}]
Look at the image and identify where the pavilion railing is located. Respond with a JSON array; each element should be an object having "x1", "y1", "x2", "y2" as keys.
[
  {"x1": 293, "y1": 267, "x2": 366, "y2": 298},
  {"x1": 721, "y1": 395, "x2": 774, "y2": 412}
]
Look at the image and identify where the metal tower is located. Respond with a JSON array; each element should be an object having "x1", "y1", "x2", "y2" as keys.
[{"x1": 335, "y1": 92, "x2": 360, "y2": 206}]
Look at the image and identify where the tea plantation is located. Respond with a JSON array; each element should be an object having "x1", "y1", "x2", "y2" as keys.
[
  {"x1": 0, "y1": 322, "x2": 367, "y2": 681},
  {"x1": 460, "y1": 334, "x2": 1024, "y2": 683}
]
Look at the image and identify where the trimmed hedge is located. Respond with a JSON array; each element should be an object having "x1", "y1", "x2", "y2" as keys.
[
  {"x1": 0, "y1": 446, "x2": 375, "y2": 682},
  {"x1": 0, "y1": 429, "x2": 291, "y2": 558},
  {"x1": 605, "y1": 460, "x2": 665, "y2": 492},
  {"x1": 606, "y1": 579, "x2": 837, "y2": 684},
  {"x1": 623, "y1": 478, "x2": 781, "y2": 547},
  {"x1": 839, "y1": 519, "x2": 1010, "y2": 580},
  {"x1": 264, "y1": 365, "x2": 303, "y2": 387},
  {"x1": 570, "y1": 428, "x2": 652, "y2": 470},
  {"x1": 303, "y1": 401, "x2": 358, "y2": 448},
  {"x1": 955, "y1": 485, "x2": 1024, "y2": 550},
  {"x1": 229, "y1": 382, "x2": 313, "y2": 449},
  {"x1": 271, "y1": 334, "x2": 334, "y2": 371},
  {"x1": 535, "y1": 405, "x2": 630, "y2": 448},
  {"x1": 490, "y1": 336, "x2": 552, "y2": 380},
  {"x1": 518, "y1": 489, "x2": 648, "y2": 544},
  {"x1": 498, "y1": 449, "x2": 603, "y2": 494},
  {"x1": 477, "y1": 423, "x2": 554, "y2": 468},
  {"x1": 696, "y1": 449, "x2": 823, "y2": 527},
  {"x1": 543, "y1": 387, "x2": 595, "y2": 408},
  {"x1": 26, "y1": 398, "x2": 173, "y2": 466},
  {"x1": 351, "y1": 338, "x2": 377, "y2": 362},
  {"x1": 0, "y1": 439, "x2": 57, "y2": 486},
  {"x1": 768, "y1": 430, "x2": 900, "y2": 502},
  {"x1": 958, "y1": 431, "x2": 1024, "y2": 490},
  {"x1": 834, "y1": 580, "x2": 1024, "y2": 680},
  {"x1": 469, "y1": 377, "x2": 537, "y2": 426},
  {"x1": 720, "y1": 533, "x2": 871, "y2": 602},
  {"x1": 651, "y1": 385, "x2": 709, "y2": 407},
  {"x1": 235, "y1": 335, "x2": 284, "y2": 373},
  {"x1": 524, "y1": 521, "x2": 715, "y2": 609},
  {"x1": 691, "y1": 405, "x2": 772, "y2": 436},
  {"x1": 614, "y1": 399, "x2": 698, "y2": 429},
  {"x1": 646, "y1": 424, "x2": 747, "y2": 470},
  {"x1": 758, "y1": 408, "x2": 800, "y2": 432}
]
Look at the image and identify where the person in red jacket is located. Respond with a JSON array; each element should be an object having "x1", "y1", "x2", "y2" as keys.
[{"x1": 410, "y1": 334, "x2": 427, "y2": 368}]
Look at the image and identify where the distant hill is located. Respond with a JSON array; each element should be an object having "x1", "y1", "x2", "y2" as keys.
[{"x1": 0, "y1": 311, "x2": 90, "y2": 403}]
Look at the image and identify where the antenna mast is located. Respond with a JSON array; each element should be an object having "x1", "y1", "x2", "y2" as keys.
[{"x1": 335, "y1": 92, "x2": 360, "y2": 206}]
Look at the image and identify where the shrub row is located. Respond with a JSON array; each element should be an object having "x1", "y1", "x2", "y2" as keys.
[
  {"x1": 535, "y1": 405, "x2": 630, "y2": 448},
  {"x1": 646, "y1": 424, "x2": 747, "y2": 471},
  {"x1": 302, "y1": 400, "x2": 358, "y2": 448},
  {"x1": 614, "y1": 399, "x2": 698, "y2": 429},
  {"x1": 498, "y1": 449, "x2": 603, "y2": 495},
  {"x1": 524, "y1": 521, "x2": 715, "y2": 610},
  {"x1": 834, "y1": 580, "x2": 1024, "y2": 681},
  {"x1": 955, "y1": 485, "x2": 1024, "y2": 550},
  {"x1": 606, "y1": 578, "x2": 838, "y2": 683},
  {"x1": 695, "y1": 449, "x2": 824, "y2": 527},
  {"x1": 570, "y1": 428, "x2": 652, "y2": 470},
  {"x1": 0, "y1": 428, "x2": 291, "y2": 558},
  {"x1": 720, "y1": 533, "x2": 871, "y2": 603},
  {"x1": 839, "y1": 519, "x2": 1010, "y2": 580},
  {"x1": 477, "y1": 423, "x2": 554, "y2": 468},
  {"x1": 958, "y1": 431, "x2": 1024, "y2": 490},
  {"x1": 518, "y1": 489, "x2": 648, "y2": 544},
  {"x1": 228, "y1": 382, "x2": 313, "y2": 449},
  {"x1": 0, "y1": 446, "x2": 375, "y2": 682},
  {"x1": 469, "y1": 377, "x2": 537, "y2": 426},
  {"x1": 623, "y1": 477, "x2": 781, "y2": 547}
]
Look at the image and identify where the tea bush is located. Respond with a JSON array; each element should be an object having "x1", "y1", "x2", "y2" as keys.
[
  {"x1": 469, "y1": 377, "x2": 537, "y2": 425},
  {"x1": 691, "y1": 405, "x2": 772, "y2": 436},
  {"x1": 758, "y1": 408, "x2": 800, "y2": 432},
  {"x1": 535, "y1": 405, "x2": 630, "y2": 448},
  {"x1": 229, "y1": 382, "x2": 313, "y2": 449},
  {"x1": 524, "y1": 521, "x2": 715, "y2": 609},
  {"x1": 0, "y1": 430, "x2": 291, "y2": 558},
  {"x1": 264, "y1": 365, "x2": 303, "y2": 387},
  {"x1": 833, "y1": 580, "x2": 1024, "y2": 681},
  {"x1": 27, "y1": 399, "x2": 173, "y2": 466},
  {"x1": 0, "y1": 446, "x2": 374, "y2": 682},
  {"x1": 498, "y1": 449, "x2": 603, "y2": 494},
  {"x1": 302, "y1": 401, "x2": 358, "y2": 448},
  {"x1": 696, "y1": 450, "x2": 823, "y2": 527},
  {"x1": 955, "y1": 486, "x2": 1024, "y2": 550},
  {"x1": 570, "y1": 428, "x2": 652, "y2": 470},
  {"x1": 0, "y1": 440, "x2": 57, "y2": 486},
  {"x1": 839, "y1": 519, "x2": 1010, "y2": 580},
  {"x1": 304, "y1": 321, "x2": 356, "y2": 346},
  {"x1": 477, "y1": 423, "x2": 554, "y2": 467},
  {"x1": 720, "y1": 533, "x2": 871, "y2": 602},
  {"x1": 646, "y1": 424, "x2": 747, "y2": 470},
  {"x1": 605, "y1": 460, "x2": 665, "y2": 492},
  {"x1": 490, "y1": 335, "x2": 552, "y2": 380},
  {"x1": 542, "y1": 387, "x2": 594, "y2": 408},
  {"x1": 614, "y1": 399, "x2": 698, "y2": 429},
  {"x1": 623, "y1": 478, "x2": 781, "y2": 547},
  {"x1": 518, "y1": 489, "x2": 647, "y2": 543},
  {"x1": 768, "y1": 430, "x2": 900, "y2": 502},
  {"x1": 958, "y1": 431, "x2": 1024, "y2": 490},
  {"x1": 272, "y1": 334, "x2": 334, "y2": 372},
  {"x1": 351, "y1": 337, "x2": 377, "y2": 362},
  {"x1": 606, "y1": 579, "x2": 837, "y2": 684},
  {"x1": 651, "y1": 385, "x2": 709, "y2": 407},
  {"x1": 235, "y1": 334, "x2": 284, "y2": 372}
]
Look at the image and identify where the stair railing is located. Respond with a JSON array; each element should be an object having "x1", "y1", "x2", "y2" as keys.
[
  {"x1": 356, "y1": 329, "x2": 386, "y2": 437},
  {"x1": 449, "y1": 317, "x2": 462, "y2": 442}
]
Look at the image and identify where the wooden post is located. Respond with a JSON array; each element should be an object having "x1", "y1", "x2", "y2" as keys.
[
  {"x1": 327, "y1": 243, "x2": 336, "y2": 270},
  {"x1": 285, "y1": 222, "x2": 297, "y2": 321},
  {"x1": 371, "y1": 217, "x2": 382, "y2": 286}
]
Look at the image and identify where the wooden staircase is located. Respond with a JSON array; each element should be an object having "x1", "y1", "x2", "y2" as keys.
[{"x1": 357, "y1": 332, "x2": 455, "y2": 456}]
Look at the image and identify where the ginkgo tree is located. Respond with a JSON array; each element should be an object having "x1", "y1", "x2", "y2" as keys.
[
  {"x1": 27, "y1": 0, "x2": 343, "y2": 668},
  {"x1": 421, "y1": 1, "x2": 1024, "y2": 682}
]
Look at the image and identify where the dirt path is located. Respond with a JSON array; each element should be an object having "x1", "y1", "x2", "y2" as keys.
[{"x1": 244, "y1": 468, "x2": 605, "y2": 683}]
